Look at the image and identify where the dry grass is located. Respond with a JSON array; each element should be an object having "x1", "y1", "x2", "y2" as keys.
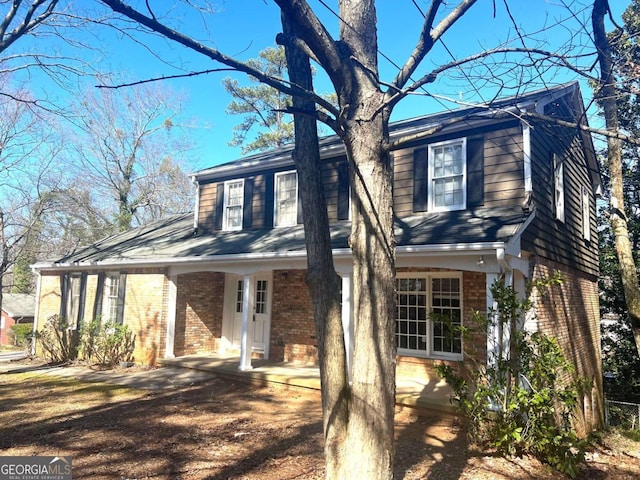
[{"x1": 1, "y1": 365, "x2": 639, "y2": 479}]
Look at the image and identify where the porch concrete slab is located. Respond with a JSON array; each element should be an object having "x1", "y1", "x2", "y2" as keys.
[{"x1": 159, "y1": 354, "x2": 458, "y2": 414}]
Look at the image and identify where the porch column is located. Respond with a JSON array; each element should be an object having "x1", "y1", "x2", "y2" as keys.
[
  {"x1": 486, "y1": 272, "x2": 501, "y2": 370},
  {"x1": 164, "y1": 275, "x2": 178, "y2": 359},
  {"x1": 238, "y1": 273, "x2": 255, "y2": 371},
  {"x1": 341, "y1": 273, "x2": 353, "y2": 382}
]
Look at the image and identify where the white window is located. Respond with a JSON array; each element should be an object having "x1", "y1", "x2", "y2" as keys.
[
  {"x1": 103, "y1": 274, "x2": 120, "y2": 323},
  {"x1": 581, "y1": 185, "x2": 591, "y2": 242},
  {"x1": 274, "y1": 171, "x2": 298, "y2": 227},
  {"x1": 223, "y1": 179, "x2": 244, "y2": 231},
  {"x1": 554, "y1": 154, "x2": 565, "y2": 223},
  {"x1": 429, "y1": 138, "x2": 466, "y2": 211},
  {"x1": 396, "y1": 273, "x2": 463, "y2": 359}
]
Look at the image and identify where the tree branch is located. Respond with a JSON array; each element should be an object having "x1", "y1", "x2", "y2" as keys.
[
  {"x1": 99, "y1": 0, "x2": 340, "y2": 119},
  {"x1": 392, "y1": 0, "x2": 477, "y2": 91},
  {"x1": 96, "y1": 68, "x2": 236, "y2": 89}
]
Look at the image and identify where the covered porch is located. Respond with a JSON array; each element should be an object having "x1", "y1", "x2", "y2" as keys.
[{"x1": 159, "y1": 353, "x2": 458, "y2": 414}]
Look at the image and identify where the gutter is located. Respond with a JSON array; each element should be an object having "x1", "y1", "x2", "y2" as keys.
[{"x1": 32, "y1": 241, "x2": 515, "y2": 273}]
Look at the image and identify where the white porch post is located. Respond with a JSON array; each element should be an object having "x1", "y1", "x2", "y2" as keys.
[
  {"x1": 486, "y1": 272, "x2": 500, "y2": 370},
  {"x1": 341, "y1": 273, "x2": 353, "y2": 382},
  {"x1": 164, "y1": 275, "x2": 178, "y2": 359},
  {"x1": 238, "y1": 273, "x2": 255, "y2": 371}
]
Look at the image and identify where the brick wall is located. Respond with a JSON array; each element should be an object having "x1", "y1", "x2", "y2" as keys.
[
  {"x1": 270, "y1": 269, "x2": 316, "y2": 362},
  {"x1": 395, "y1": 270, "x2": 487, "y2": 382},
  {"x1": 529, "y1": 256, "x2": 603, "y2": 434},
  {"x1": 36, "y1": 274, "x2": 63, "y2": 330},
  {"x1": 266, "y1": 268, "x2": 487, "y2": 379},
  {"x1": 174, "y1": 271, "x2": 225, "y2": 356},
  {"x1": 123, "y1": 272, "x2": 168, "y2": 365},
  {"x1": 0, "y1": 312, "x2": 16, "y2": 346},
  {"x1": 35, "y1": 270, "x2": 169, "y2": 365}
]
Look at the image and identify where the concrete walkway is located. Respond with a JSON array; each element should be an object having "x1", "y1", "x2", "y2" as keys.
[
  {"x1": 0, "y1": 352, "x2": 458, "y2": 413},
  {"x1": 159, "y1": 354, "x2": 457, "y2": 413},
  {"x1": 0, "y1": 350, "x2": 28, "y2": 362}
]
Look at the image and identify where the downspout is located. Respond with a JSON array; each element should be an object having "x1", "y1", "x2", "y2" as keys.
[
  {"x1": 522, "y1": 116, "x2": 533, "y2": 211},
  {"x1": 191, "y1": 175, "x2": 200, "y2": 233},
  {"x1": 496, "y1": 247, "x2": 513, "y2": 362},
  {"x1": 31, "y1": 269, "x2": 42, "y2": 356}
]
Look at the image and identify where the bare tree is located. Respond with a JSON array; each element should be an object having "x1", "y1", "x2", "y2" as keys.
[
  {"x1": 66, "y1": 80, "x2": 195, "y2": 232},
  {"x1": 93, "y1": 1, "x2": 516, "y2": 478},
  {"x1": 592, "y1": 0, "x2": 640, "y2": 352},
  {"x1": 96, "y1": 0, "x2": 619, "y2": 477},
  {"x1": 0, "y1": 1, "x2": 103, "y2": 107},
  {"x1": 0, "y1": 75, "x2": 63, "y2": 307}
]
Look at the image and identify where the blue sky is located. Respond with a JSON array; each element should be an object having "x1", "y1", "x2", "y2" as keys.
[{"x1": 18, "y1": 1, "x2": 630, "y2": 171}]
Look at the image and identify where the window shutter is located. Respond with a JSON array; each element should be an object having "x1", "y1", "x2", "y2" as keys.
[
  {"x1": 59, "y1": 273, "x2": 68, "y2": 319},
  {"x1": 243, "y1": 177, "x2": 254, "y2": 229},
  {"x1": 76, "y1": 273, "x2": 87, "y2": 329},
  {"x1": 467, "y1": 137, "x2": 485, "y2": 207},
  {"x1": 93, "y1": 272, "x2": 105, "y2": 321},
  {"x1": 413, "y1": 148, "x2": 428, "y2": 212},
  {"x1": 215, "y1": 182, "x2": 224, "y2": 230},
  {"x1": 297, "y1": 176, "x2": 304, "y2": 224},
  {"x1": 115, "y1": 273, "x2": 127, "y2": 325},
  {"x1": 338, "y1": 159, "x2": 350, "y2": 220},
  {"x1": 264, "y1": 173, "x2": 274, "y2": 228}
]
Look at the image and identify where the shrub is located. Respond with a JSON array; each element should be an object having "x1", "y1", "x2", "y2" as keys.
[
  {"x1": 8, "y1": 323, "x2": 34, "y2": 348},
  {"x1": 35, "y1": 315, "x2": 77, "y2": 364},
  {"x1": 436, "y1": 276, "x2": 588, "y2": 478},
  {"x1": 79, "y1": 319, "x2": 135, "y2": 368}
]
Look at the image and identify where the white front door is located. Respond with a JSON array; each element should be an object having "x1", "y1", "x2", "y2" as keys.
[{"x1": 225, "y1": 273, "x2": 271, "y2": 356}]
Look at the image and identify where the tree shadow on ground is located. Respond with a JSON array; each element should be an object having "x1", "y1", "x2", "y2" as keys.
[{"x1": 0, "y1": 374, "x2": 324, "y2": 479}]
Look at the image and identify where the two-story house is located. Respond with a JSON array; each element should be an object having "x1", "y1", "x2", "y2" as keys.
[{"x1": 32, "y1": 82, "x2": 603, "y2": 431}]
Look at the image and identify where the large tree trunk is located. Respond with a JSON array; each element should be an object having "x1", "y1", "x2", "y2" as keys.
[
  {"x1": 283, "y1": 2, "x2": 397, "y2": 476},
  {"x1": 593, "y1": 0, "x2": 640, "y2": 352},
  {"x1": 335, "y1": 2, "x2": 397, "y2": 477},
  {"x1": 280, "y1": 15, "x2": 350, "y2": 480},
  {"x1": 343, "y1": 113, "x2": 396, "y2": 479}
]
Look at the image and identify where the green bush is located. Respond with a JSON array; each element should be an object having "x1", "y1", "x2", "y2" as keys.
[
  {"x1": 35, "y1": 315, "x2": 77, "y2": 364},
  {"x1": 436, "y1": 276, "x2": 588, "y2": 478},
  {"x1": 79, "y1": 319, "x2": 135, "y2": 368},
  {"x1": 8, "y1": 323, "x2": 34, "y2": 348}
]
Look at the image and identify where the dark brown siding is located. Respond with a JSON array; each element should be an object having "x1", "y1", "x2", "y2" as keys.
[
  {"x1": 197, "y1": 160, "x2": 346, "y2": 232},
  {"x1": 483, "y1": 126, "x2": 525, "y2": 207},
  {"x1": 522, "y1": 109, "x2": 598, "y2": 277},
  {"x1": 393, "y1": 122, "x2": 524, "y2": 218}
]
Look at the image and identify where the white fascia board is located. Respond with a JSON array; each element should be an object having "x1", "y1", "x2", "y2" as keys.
[
  {"x1": 505, "y1": 211, "x2": 535, "y2": 257},
  {"x1": 396, "y1": 242, "x2": 506, "y2": 254},
  {"x1": 32, "y1": 248, "x2": 354, "y2": 274}
]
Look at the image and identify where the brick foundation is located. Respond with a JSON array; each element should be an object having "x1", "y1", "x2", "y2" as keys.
[{"x1": 529, "y1": 256, "x2": 603, "y2": 434}]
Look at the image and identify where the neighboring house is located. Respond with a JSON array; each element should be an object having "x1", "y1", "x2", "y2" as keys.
[
  {"x1": 1, "y1": 293, "x2": 36, "y2": 346},
  {"x1": 32, "y1": 82, "x2": 603, "y2": 432}
]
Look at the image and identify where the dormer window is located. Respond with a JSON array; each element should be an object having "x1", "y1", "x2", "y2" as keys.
[
  {"x1": 223, "y1": 179, "x2": 244, "y2": 231},
  {"x1": 428, "y1": 138, "x2": 467, "y2": 212},
  {"x1": 274, "y1": 171, "x2": 298, "y2": 227}
]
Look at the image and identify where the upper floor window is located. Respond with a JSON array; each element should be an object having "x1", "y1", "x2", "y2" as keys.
[
  {"x1": 581, "y1": 185, "x2": 591, "y2": 242},
  {"x1": 223, "y1": 179, "x2": 244, "y2": 231},
  {"x1": 428, "y1": 138, "x2": 467, "y2": 211},
  {"x1": 395, "y1": 273, "x2": 463, "y2": 360},
  {"x1": 274, "y1": 171, "x2": 298, "y2": 227},
  {"x1": 554, "y1": 154, "x2": 565, "y2": 223}
]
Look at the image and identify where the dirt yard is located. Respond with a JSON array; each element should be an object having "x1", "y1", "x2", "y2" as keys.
[{"x1": 1, "y1": 361, "x2": 639, "y2": 479}]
